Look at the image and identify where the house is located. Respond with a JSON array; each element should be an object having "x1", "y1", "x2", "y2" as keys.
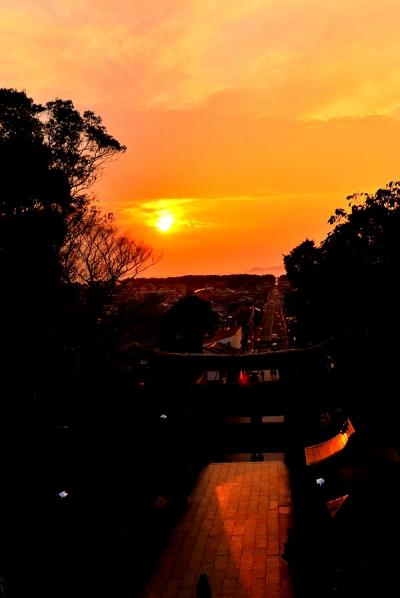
[
  {"x1": 203, "y1": 326, "x2": 243, "y2": 351},
  {"x1": 197, "y1": 327, "x2": 242, "y2": 384}
]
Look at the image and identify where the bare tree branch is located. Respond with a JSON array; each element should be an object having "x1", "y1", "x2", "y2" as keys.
[{"x1": 61, "y1": 210, "x2": 159, "y2": 291}]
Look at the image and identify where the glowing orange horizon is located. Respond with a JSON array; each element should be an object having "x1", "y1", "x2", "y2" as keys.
[{"x1": 3, "y1": 1, "x2": 400, "y2": 276}]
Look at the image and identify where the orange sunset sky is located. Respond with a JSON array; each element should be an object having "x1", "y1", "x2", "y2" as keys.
[{"x1": 3, "y1": 0, "x2": 400, "y2": 276}]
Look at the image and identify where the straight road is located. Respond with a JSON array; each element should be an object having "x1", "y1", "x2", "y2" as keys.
[{"x1": 257, "y1": 285, "x2": 288, "y2": 351}]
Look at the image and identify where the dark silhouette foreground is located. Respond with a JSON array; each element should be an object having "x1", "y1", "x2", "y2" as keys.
[{"x1": 196, "y1": 571, "x2": 212, "y2": 597}]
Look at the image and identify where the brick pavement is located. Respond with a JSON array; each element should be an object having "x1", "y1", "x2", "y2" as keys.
[{"x1": 143, "y1": 461, "x2": 293, "y2": 598}]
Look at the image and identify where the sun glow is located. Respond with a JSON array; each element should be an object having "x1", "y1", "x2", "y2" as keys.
[{"x1": 156, "y1": 213, "x2": 174, "y2": 232}]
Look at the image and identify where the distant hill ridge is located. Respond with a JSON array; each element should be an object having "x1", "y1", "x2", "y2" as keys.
[{"x1": 124, "y1": 274, "x2": 277, "y2": 288}]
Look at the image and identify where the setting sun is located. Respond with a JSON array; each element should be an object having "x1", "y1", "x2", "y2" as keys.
[
  {"x1": 156, "y1": 213, "x2": 174, "y2": 233},
  {"x1": 6, "y1": 0, "x2": 400, "y2": 275}
]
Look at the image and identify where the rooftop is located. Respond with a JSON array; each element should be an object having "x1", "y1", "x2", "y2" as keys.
[{"x1": 204, "y1": 327, "x2": 241, "y2": 346}]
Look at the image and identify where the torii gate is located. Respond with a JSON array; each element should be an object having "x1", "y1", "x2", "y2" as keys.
[{"x1": 132, "y1": 338, "x2": 334, "y2": 380}]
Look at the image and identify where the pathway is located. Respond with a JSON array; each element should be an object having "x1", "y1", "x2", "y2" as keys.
[{"x1": 142, "y1": 460, "x2": 293, "y2": 598}]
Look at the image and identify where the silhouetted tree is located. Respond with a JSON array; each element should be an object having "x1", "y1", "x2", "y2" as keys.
[
  {"x1": 283, "y1": 239, "x2": 325, "y2": 343},
  {"x1": 62, "y1": 209, "x2": 157, "y2": 289},
  {"x1": 160, "y1": 294, "x2": 218, "y2": 353},
  {"x1": 61, "y1": 208, "x2": 158, "y2": 355},
  {"x1": 284, "y1": 180, "x2": 400, "y2": 365},
  {"x1": 44, "y1": 98, "x2": 125, "y2": 200},
  {"x1": 0, "y1": 88, "x2": 126, "y2": 399},
  {"x1": 0, "y1": 89, "x2": 125, "y2": 214}
]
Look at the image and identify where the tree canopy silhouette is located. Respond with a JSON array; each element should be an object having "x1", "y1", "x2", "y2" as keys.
[
  {"x1": 44, "y1": 98, "x2": 126, "y2": 200},
  {"x1": 62, "y1": 209, "x2": 157, "y2": 288},
  {"x1": 0, "y1": 89, "x2": 126, "y2": 275},
  {"x1": 284, "y1": 181, "x2": 400, "y2": 362},
  {"x1": 0, "y1": 88, "x2": 127, "y2": 397},
  {"x1": 61, "y1": 208, "x2": 158, "y2": 340},
  {"x1": 0, "y1": 89, "x2": 126, "y2": 211},
  {"x1": 160, "y1": 294, "x2": 219, "y2": 353}
]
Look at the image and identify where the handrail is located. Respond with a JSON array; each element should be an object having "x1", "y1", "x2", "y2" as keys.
[{"x1": 304, "y1": 418, "x2": 355, "y2": 466}]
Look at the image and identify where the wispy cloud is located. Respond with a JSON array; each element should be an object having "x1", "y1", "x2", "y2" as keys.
[
  {"x1": 121, "y1": 198, "x2": 214, "y2": 232},
  {"x1": 3, "y1": 0, "x2": 400, "y2": 276},
  {"x1": 3, "y1": 0, "x2": 400, "y2": 119}
]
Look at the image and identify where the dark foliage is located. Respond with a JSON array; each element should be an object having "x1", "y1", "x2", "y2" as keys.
[
  {"x1": 138, "y1": 273, "x2": 276, "y2": 289},
  {"x1": 160, "y1": 294, "x2": 219, "y2": 353},
  {"x1": 284, "y1": 181, "x2": 400, "y2": 372},
  {"x1": 0, "y1": 88, "x2": 126, "y2": 400}
]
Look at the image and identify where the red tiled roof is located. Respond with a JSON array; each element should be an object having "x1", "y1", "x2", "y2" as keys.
[{"x1": 204, "y1": 327, "x2": 241, "y2": 346}]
